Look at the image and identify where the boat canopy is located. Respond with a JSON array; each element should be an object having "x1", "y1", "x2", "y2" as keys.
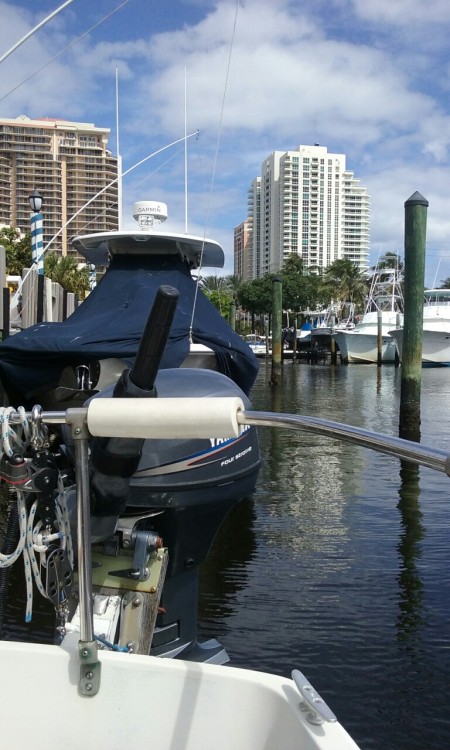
[
  {"x1": 0, "y1": 253, "x2": 259, "y2": 403},
  {"x1": 72, "y1": 230, "x2": 225, "y2": 269},
  {"x1": 424, "y1": 289, "x2": 450, "y2": 305}
]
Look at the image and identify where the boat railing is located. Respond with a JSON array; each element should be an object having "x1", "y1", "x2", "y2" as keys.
[{"x1": 3, "y1": 397, "x2": 449, "y2": 697}]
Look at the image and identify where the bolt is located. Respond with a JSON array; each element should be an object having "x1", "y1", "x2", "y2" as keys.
[
  {"x1": 132, "y1": 597, "x2": 141, "y2": 608},
  {"x1": 74, "y1": 427, "x2": 81, "y2": 435},
  {"x1": 85, "y1": 671, "x2": 93, "y2": 679},
  {"x1": 81, "y1": 649, "x2": 89, "y2": 657},
  {"x1": 149, "y1": 586, "x2": 156, "y2": 594},
  {"x1": 85, "y1": 683, "x2": 93, "y2": 692}
]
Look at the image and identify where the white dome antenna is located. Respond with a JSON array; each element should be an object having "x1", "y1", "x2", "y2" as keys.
[{"x1": 133, "y1": 201, "x2": 168, "y2": 229}]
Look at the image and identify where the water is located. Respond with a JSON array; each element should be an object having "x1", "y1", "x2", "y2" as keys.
[{"x1": 198, "y1": 362, "x2": 450, "y2": 750}]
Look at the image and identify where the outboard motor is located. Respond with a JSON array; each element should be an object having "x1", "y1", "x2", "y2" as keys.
[
  {"x1": 89, "y1": 285, "x2": 180, "y2": 541},
  {"x1": 86, "y1": 286, "x2": 260, "y2": 662}
]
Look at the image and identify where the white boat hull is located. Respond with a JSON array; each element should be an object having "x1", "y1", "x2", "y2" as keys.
[
  {"x1": 0, "y1": 639, "x2": 359, "y2": 750},
  {"x1": 389, "y1": 328, "x2": 450, "y2": 366},
  {"x1": 333, "y1": 330, "x2": 398, "y2": 364}
]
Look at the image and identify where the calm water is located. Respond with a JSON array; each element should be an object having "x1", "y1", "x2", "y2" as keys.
[{"x1": 198, "y1": 361, "x2": 450, "y2": 750}]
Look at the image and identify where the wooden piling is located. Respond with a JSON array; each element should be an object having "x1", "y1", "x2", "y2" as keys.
[
  {"x1": 377, "y1": 310, "x2": 382, "y2": 367},
  {"x1": 330, "y1": 313, "x2": 337, "y2": 365},
  {"x1": 270, "y1": 277, "x2": 282, "y2": 385},
  {"x1": 399, "y1": 191, "x2": 428, "y2": 439},
  {"x1": 229, "y1": 300, "x2": 236, "y2": 331}
]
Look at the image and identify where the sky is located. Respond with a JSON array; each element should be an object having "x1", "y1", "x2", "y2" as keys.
[{"x1": 1, "y1": 0, "x2": 450, "y2": 283}]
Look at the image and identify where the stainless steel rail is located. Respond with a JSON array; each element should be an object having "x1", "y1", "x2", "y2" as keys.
[
  {"x1": 8, "y1": 405, "x2": 450, "y2": 477},
  {"x1": 239, "y1": 410, "x2": 450, "y2": 477}
]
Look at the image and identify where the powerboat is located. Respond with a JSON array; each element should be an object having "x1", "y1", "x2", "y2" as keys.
[
  {"x1": 333, "y1": 267, "x2": 403, "y2": 363},
  {"x1": 389, "y1": 288, "x2": 450, "y2": 366},
  {"x1": 0, "y1": 201, "x2": 261, "y2": 664}
]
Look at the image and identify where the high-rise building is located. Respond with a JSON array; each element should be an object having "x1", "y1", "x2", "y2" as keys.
[
  {"x1": 0, "y1": 115, "x2": 119, "y2": 259},
  {"x1": 233, "y1": 219, "x2": 253, "y2": 281},
  {"x1": 241, "y1": 144, "x2": 370, "y2": 278}
]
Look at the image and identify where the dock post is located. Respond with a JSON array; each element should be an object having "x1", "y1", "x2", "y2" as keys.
[
  {"x1": 270, "y1": 276, "x2": 283, "y2": 385},
  {"x1": 36, "y1": 273, "x2": 45, "y2": 324},
  {"x1": 330, "y1": 313, "x2": 337, "y2": 364},
  {"x1": 394, "y1": 312, "x2": 401, "y2": 367},
  {"x1": 229, "y1": 300, "x2": 236, "y2": 331},
  {"x1": 377, "y1": 310, "x2": 383, "y2": 366},
  {"x1": 293, "y1": 316, "x2": 298, "y2": 362},
  {"x1": 0, "y1": 246, "x2": 5, "y2": 338},
  {"x1": 399, "y1": 191, "x2": 428, "y2": 439}
]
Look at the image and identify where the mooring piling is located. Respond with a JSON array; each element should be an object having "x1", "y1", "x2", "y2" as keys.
[
  {"x1": 399, "y1": 191, "x2": 428, "y2": 438},
  {"x1": 270, "y1": 276, "x2": 283, "y2": 385}
]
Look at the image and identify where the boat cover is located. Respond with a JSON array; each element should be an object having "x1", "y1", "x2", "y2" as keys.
[{"x1": 0, "y1": 255, "x2": 259, "y2": 403}]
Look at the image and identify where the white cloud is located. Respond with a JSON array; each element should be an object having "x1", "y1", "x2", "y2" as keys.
[
  {"x1": 1, "y1": 0, "x2": 450, "y2": 281},
  {"x1": 351, "y1": 0, "x2": 450, "y2": 26}
]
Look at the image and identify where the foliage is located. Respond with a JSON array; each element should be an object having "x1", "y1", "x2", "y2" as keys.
[
  {"x1": 44, "y1": 253, "x2": 90, "y2": 298},
  {"x1": 0, "y1": 227, "x2": 90, "y2": 297},
  {"x1": 199, "y1": 275, "x2": 233, "y2": 317},
  {"x1": 239, "y1": 275, "x2": 273, "y2": 315},
  {"x1": 439, "y1": 277, "x2": 450, "y2": 289},
  {"x1": 320, "y1": 259, "x2": 368, "y2": 310},
  {"x1": 0, "y1": 227, "x2": 32, "y2": 275},
  {"x1": 280, "y1": 255, "x2": 326, "y2": 312}
]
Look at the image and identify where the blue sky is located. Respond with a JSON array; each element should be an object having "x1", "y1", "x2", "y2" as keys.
[{"x1": 1, "y1": 0, "x2": 450, "y2": 283}]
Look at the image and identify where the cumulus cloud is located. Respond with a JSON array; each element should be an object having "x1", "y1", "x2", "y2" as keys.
[{"x1": 1, "y1": 0, "x2": 450, "y2": 278}]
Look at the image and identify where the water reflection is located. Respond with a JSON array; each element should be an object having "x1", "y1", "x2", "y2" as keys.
[
  {"x1": 198, "y1": 498, "x2": 257, "y2": 628},
  {"x1": 396, "y1": 461, "x2": 424, "y2": 640},
  {"x1": 199, "y1": 362, "x2": 450, "y2": 750}
]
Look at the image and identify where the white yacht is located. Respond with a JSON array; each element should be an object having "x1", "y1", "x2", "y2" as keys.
[
  {"x1": 389, "y1": 288, "x2": 450, "y2": 366},
  {"x1": 333, "y1": 267, "x2": 403, "y2": 363}
]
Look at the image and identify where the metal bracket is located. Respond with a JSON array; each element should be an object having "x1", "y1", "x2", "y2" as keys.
[
  {"x1": 45, "y1": 547, "x2": 74, "y2": 609},
  {"x1": 108, "y1": 529, "x2": 161, "y2": 582},
  {"x1": 78, "y1": 640, "x2": 101, "y2": 696},
  {"x1": 291, "y1": 669, "x2": 337, "y2": 725}
]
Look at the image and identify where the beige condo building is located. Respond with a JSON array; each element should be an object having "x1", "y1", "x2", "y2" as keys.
[{"x1": 0, "y1": 114, "x2": 119, "y2": 259}]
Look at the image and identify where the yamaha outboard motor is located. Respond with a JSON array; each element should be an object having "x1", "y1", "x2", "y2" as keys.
[{"x1": 87, "y1": 286, "x2": 260, "y2": 662}]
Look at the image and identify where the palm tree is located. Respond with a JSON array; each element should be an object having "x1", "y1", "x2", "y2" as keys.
[
  {"x1": 44, "y1": 253, "x2": 90, "y2": 298},
  {"x1": 199, "y1": 274, "x2": 228, "y2": 295},
  {"x1": 225, "y1": 274, "x2": 243, "y2": 303},
  {"x1": 321, "y1": 259, "x2": 368, "y2": 311}
]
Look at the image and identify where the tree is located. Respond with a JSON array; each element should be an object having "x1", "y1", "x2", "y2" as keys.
[
  {"x1": 239, "y1": 275, "x2": 273, "y2": 316},
  {"x1": 439, "y1": 277, "x2": 450, "y2": 289},
  {"x1": 320, "y1": 259, "x2": 368, "y2": 311},
  {"x1": 0, "y1": 227, "x2": 32, "y2": 275},
  {"x1": 199, "y1": 275, "x2": 233, "y2": 317},
  {"x1": 44, "y1": 253, "x2": 90, "y2": 298},
  {"x1": 224, "y1": 274, "x2": 244, "y2": 303},
  {"x1": 280, "y1": 255, "x2": 325, "y2": 313}
]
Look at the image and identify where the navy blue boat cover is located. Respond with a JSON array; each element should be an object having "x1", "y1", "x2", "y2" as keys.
[{"x1": 0, "y1": 255, "x2": 259, "y2": 403}]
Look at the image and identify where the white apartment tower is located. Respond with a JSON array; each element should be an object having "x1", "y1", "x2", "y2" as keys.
[
  {"x1": 0, "y1": 115, "x2": 119, "y2": 258},
  {"x1": 243, "y1": 144, "x2": 369, "y2": 278}
]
